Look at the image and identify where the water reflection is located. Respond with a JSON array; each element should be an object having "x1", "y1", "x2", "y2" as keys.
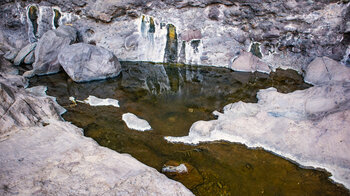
[{"x1": 29, "y1": 62, "x2": 349, "y2": 196}]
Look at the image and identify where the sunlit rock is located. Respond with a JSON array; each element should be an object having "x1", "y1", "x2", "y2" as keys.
[{"x1": 122, "y1": 113, "x2": 152, "y2": 131}]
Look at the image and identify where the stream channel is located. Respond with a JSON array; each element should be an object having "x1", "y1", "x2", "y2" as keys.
[{"x1": 29, "y1": 61, "x2": 350, "y2": 195}]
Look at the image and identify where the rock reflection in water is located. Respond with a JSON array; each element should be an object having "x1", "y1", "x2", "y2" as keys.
[{"x1": 29, "y1": 61, "x2": 349, "y2": 196}]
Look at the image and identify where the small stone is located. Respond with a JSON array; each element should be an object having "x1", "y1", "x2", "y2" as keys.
[
  {"x1": 24, "y1": 50, "x2": 35, "y2": 64},
  {"x1": 4, "y1": 49, "x2": 19, "y2": 61},
  {"x1": 208, "y1": 7, "x2": 220, "y2": 20},
  {"x1": 14, "y1": 43, "x2": 36, "y2": 66}
]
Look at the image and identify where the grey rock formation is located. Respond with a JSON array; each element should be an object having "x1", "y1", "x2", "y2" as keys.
[
  {"x1": 0, "y1": 83, "x2": 64, "y2": 136},
  {"x1": 27, "y1": 25, "x2": 77, "y2": 77},
  {"x1": 13, "y1": 43, "x2": 36, "y2": 66},
  {"x1": 1, "y1": 0, "x2": 349, "y2": 72},
  {"x1": 229, "y1": 51, "x2": 271, "y2": 73},
  {"x1": 3, "y1": 49, "x2": 18, "y2": 61},
  {"x1": 304, "y1": 57, "x2": 350, "y2": 85},
  {"x1": 58, "y1": 43, "x2": 121, "y2": 82},
  {"x1": 0, "y1": 55, "x2": 17, "y2": 75},
  {"x1": 0, "y1": 73, "x2": 27, "y2": 88}
]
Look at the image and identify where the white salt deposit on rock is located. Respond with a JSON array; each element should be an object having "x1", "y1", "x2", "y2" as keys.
[
  {"x1": 70, "y1": 95, "x2": 119, "y2": 108},
  {"x1": 165, "y1": 82, "x2": 350, "y2": 189},
  {"x1": 162, "y1": 164, "x2": 188, "y2": 174},
  {"x1": 122, "y1": 113, "x2": 152, "y2": 131},
  {"x1": 83, "y1": 95, "x2": 120, "y2": 108}
]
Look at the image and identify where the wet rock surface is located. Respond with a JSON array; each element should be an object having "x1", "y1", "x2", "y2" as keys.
[{"x1": 58, "y1": 43, "x2": 121, "y2": 82}]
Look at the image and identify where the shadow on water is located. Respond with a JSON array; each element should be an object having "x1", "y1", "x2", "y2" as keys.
[{"x1": 29, "y1": 61, "x2": 349, "y2": 196}]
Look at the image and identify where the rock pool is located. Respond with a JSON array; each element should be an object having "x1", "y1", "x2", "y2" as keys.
[{"x1": 29, "y1": 61, "x2": 349, "y2": 195}]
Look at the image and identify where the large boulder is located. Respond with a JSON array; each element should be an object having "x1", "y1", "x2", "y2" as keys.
[
  {"x1": 25, "y1": 25, "x2": 77, "y2": 77},
  {"x1": 229, "y1": 51, "x2": 271, "y2": 74},
  {"x1": 58, "y1": 43, "x2": 122, "y2": 82},
  {"x1": 304, "y1": 57, "x2": 350, "y2": 85}
]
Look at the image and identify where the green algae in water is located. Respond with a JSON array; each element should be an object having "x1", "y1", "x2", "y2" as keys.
[{"x1": 29, "y1": 62, "x2": 349, "y2": 196}]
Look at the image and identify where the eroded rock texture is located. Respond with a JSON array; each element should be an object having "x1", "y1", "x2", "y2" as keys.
[{"x1": 0, "y1": 0, "x2": 349, "y2": 72}]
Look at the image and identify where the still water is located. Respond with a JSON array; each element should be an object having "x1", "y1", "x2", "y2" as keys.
[{"x1": 30, "y1": 61, "x2": 349, "y2": 195}]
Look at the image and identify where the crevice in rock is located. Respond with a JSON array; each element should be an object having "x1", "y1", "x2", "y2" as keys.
[
  {"x1": 53, "y1": 8, "x2": 62, "y2": 29},
  {"x1": 28, "y1": 5, "x2": 39, "y2": 38}
]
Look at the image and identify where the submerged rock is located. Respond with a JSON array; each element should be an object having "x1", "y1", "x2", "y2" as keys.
[
  {"x1": 304, "y1": 57, "x2": 350, "y2": 85},
  {"x1": 229, "y1": 51, "x2": 271, "y2": 73},
  {"x1": 58, "y1": 43, "x2": 121, "y2": 82},
  {"x1": 122, "y1": 113, "x2": 152, "y2": 131},
  {"x1": 162, "y1": 161, "x2": 203, "y2": 190},
  {"x1": 26, "y1": 25, "x2": 77, "y2": 77},
  {"x1": 163, "y1": 164, "x2": 188, "y2": 173}
]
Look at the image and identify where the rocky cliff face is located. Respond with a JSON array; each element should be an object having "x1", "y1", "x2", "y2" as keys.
[{"x1": 1, "y1": 0, "x2": 349, "y2": 72}]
